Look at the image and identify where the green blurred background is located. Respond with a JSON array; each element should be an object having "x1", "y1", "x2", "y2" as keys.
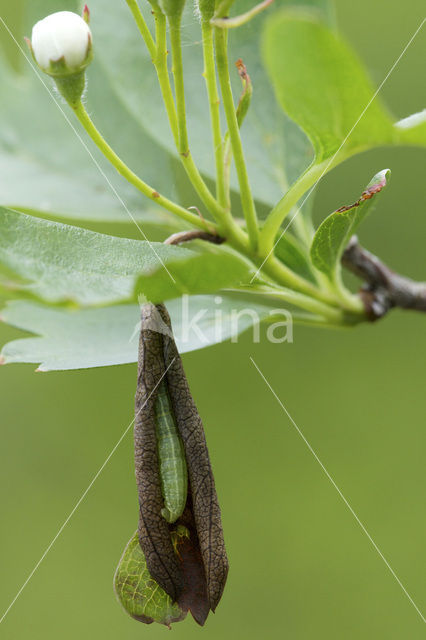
[{"x1": 0, "y1": 1, "x2": 425, "y2": 638}]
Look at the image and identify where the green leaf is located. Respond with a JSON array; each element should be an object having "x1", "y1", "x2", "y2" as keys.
[
  {"x1": 394, "y1": 110, "x2": 426, "y2": 146},
  {"x1": 262, "y1": 12, "x2": 426, "y2": 170},
  {"x1": 1, "y1": 302, "x2": 141, "y2": 370},
  {"x1": 0, "y1": 208, "x2": 251, "y2": 306},
  {"x1": 114, "y1": 532, "x2": 185, "y2": 626},
  {"x1": 0, "y1": 296, "x2": 277, "y2": 371},
  {"x1": 88, "y1": 0, "x2": 332, "y2": 206},
  {"x1": 134, "y1": 246, "x2": 249, "y2": 304},
  {"x1": 262, "y1": 11, "x2": 395, "y2": 164},
  {"x1": 310, "y1": 169, "x2": 390, "y2": 280},
  {"x1": 0, "y1": 262, "x2": 29, "y2": 296}
]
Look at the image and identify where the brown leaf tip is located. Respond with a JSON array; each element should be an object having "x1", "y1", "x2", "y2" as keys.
[
  {"x1": 361, "y1": 177, "x2": 386, "y2": 201},
  {"x1": 336, "y1": 173, "x2": 387, "y2": 213},
  {"x1": 235, "y1": 58, "x2": 248, "y2": 80},
  {"x1": 336, "y1": 201, "x2": 359, "y2": 213}
]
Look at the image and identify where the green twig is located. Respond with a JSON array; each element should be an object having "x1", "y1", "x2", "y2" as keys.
[
  {"x1": 201, "y1": 19, "x2": 227, "y2": 208},
  {"x1": 260, "y1": 157, "x2": 342, "y2": 253},
  {"x1": 223, "y1": 58, "x2": 253, "y2": 211},
  {"x1": 125, "y1": 1, "x2": 178, "y2": 144},
  {"x1": 214, "y1": 27, "x2": 259, "y2": 251},
  {"x1": 266, "y1": 312, "x2": 342, "y2": 329},
  {"x1": 166, "y1": 14, "x2": 235, "y2": 225},
  {"x1": 152, "y1": 8, "x2": 179, "y2": 145},
  {"x1": 168, "y1": 18, "x2": 189, "y2": 155},
  {"x1": 72, "y1": 101, "x2": 211, "y2": 230},
  {"x1": 125, "y1": 0, "x2": 227, "y2": 224},
  {"x1": 256, "y1": 252, "x2": 342, "y2": 306},
  {"x1": 228, "y1": 285, "x2": 347, "y2": 323},
  {"x1": 125, "y1": 0, "x2": 156, "y2": 59},
  {"x1": 120, "y1": 0, "x2": 357, "y2": 317}
]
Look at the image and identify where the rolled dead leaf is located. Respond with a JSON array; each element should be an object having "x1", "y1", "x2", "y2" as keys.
[
  {"x1": 134, "y1": 304, "x2": 183, "y2": 602},
  {"x1": 134, "y1": 302, "x2": 229, "y2": 619}
]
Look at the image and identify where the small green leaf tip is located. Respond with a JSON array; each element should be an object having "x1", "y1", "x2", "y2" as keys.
[{"x1": 30, "y1": 11, "x2": 93, "y2": 105}]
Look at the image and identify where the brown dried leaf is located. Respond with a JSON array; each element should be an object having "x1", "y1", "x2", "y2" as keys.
[
  {"x1": 134, "y1": 304, "x2": 183, "y2": 602},
  {"x1": 134, "y1": 303, "x2": 229, "y2": 613},
  {"x1": 157, "y1": 304, "x2": 229, "y2": 611}
]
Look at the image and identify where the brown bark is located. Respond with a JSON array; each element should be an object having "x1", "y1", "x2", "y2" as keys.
[{"x1": 342, "y1": 236, "x2": 426, "y2": 320}]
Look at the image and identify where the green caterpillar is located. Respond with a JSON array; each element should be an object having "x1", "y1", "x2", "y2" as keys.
[{"x1": 154, "y1": 378, "x2": 188, "y2": 523}]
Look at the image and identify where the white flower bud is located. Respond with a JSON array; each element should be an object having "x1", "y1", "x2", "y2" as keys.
[
  {"x1": 28, "y1": 10, "x2": 93, "y2": 107},
  {"x1": 31, "y1": 11, "x2": 92, "y2": 77}
]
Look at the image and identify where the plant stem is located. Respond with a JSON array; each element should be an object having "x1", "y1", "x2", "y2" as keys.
[
  {"x1": 222, "y1": 135, "x2": 232, "y2": 210},
  {"x1": 291, "y1": 208, "x2": 314, "y2": 246},
  {"x1": 168, "y1": 18, "x2": 189, "y2": 155},
  {"x1": 166, "y1": 15, "x2": 235, "y2": 225},
  {"x1": 266, "y1": 312, "x2": 342, "y2": 329},
  {"x1": 91, "y1": 2, "x2": 364, "y2": 321},
  {"x1": 256, "y1": 253, "x2": 342, "y2": 306},
  {"x1": 72, "y1": 101, "x2": 210, "y2": 230},
  {"x1": 153, "y1": 8, "x2": 179, "y2": 146},
  {"x1": 260, "y1": 155, "x2": 349, "y2": 253},
  {"x1": 165, "y1": 14, "x2": 248, "y2": 247},
  {"x1": 125, "y1": 1, "x2": 179, "y2": 144},
  {"x1": 333, "y1": 270, "x2": 365, "y2": 314},
  {"x1": 214, "y1": 26, "x2": 259, "y2": 251},
  {"x1": 231, "y1": 285, "x2": 346, "y2": 323},
  {"x1": 201, "y1": 19, "x2": 228, "y2": 208},
  {"x1": 125, "y1": 0, "x2": 229, "y2": 224},
  {"x1": 125, "y1": 0, "x2": 156, "y2": 59},
  {"x1": 222, "y1": 60, "x2": 252, "y2": 212}
]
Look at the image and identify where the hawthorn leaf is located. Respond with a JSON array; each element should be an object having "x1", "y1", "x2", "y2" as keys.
[
  {"x1": 0, "y1": 208, "x2": 252, "y2": 306},
  {"x1": 310, "y1": 169, "x2": 390, "y2": 280},
  {"x1": 262, "y1": 11, "x2": 395, "y2": 164},
  {"x1": 0, "y1": 296, "x2": 277, "y2": 371},
  {"x1": 262, "y1": 12, "x2": 426, "y2": 165},
  {"x1": 0, "y1": 302, "x2": 145, "y2": 371},
  {"x1": 394, "y1": 110, "x2": 426, "y2": 146}
]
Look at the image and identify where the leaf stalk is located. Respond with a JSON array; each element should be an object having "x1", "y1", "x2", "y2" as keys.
[
  {"x1": 201, "y1": 18, "x2": 228, "y2": 208},
  {"x1": 72, "y1": 101, "x2": 210, "y2": 230},
  {"x1": 214, "y1": 26, "x2": 259, "y2": 251}
]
